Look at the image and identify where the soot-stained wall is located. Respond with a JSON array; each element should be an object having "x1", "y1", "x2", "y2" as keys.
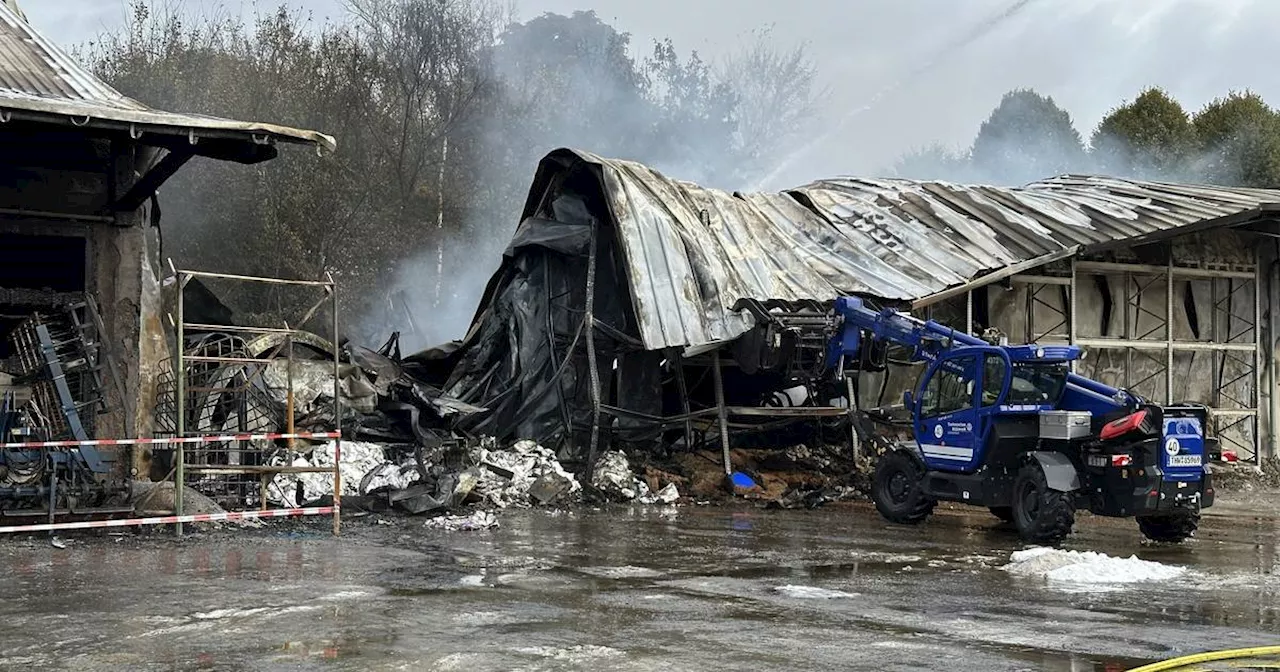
[{"x1": 0, "y1": 125, "x2": 167, "y2": 477}]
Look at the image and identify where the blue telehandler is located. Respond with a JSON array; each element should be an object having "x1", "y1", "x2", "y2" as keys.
[{"x1": 736, "y1": 297, "x2": 1216, "y2": 543}]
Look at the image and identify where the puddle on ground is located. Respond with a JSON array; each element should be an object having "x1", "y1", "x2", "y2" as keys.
[{"x1": 0, "y1": 505, "x2": 1277, "y2": 670}]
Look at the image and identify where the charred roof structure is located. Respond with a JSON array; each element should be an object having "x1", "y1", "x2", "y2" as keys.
[
  {"x1": 436, "y1": 149, "x2": 1280, "y2": 467},
  {"x1": 0, "y1": 2, "x2": 332, "y2": 491}
]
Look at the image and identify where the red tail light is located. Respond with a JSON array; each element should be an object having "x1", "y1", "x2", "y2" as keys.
[
  {"x1": 1100, "y1": 409, "x2": 1148, "y2": 441},
  {"x1": 1221, "y1": 450, "x2": 1238, "y2": 463},
  {"x1": 1111, "y1": 454, "x2": 1132, "y2": 467}
]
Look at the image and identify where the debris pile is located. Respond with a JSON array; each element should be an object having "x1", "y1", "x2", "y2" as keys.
[
  {"x1": 132, "y1": 480, "x2": 227, "y2": 516},
  {"x1": 260, "y1": 434, "x2": 584, "y2": 516},
  {"x1": 592, "y1": 450, "x2": 680, "y2": 504},
  {"x1": 423, "y1": 510, "x2": 499, "y2": 532},
  {"x1": 165, "y1": 323, "x2": 863, "y2": 515},
  {"x1": 592, "y1": 451, "x2": 645, "y2": 500},
  {"x1": 267, "y1": 441, "x2": 388, "y2": 508},
  {"x1": 655, "y1": 445, "x2": 867, "y2": 506},
  {"x1": 471, "y1": 439, "x2": 582, "y2": 508}
]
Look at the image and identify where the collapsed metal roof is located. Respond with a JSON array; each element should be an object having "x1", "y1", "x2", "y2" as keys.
[
  {"x1": 0, "y1": 3, "x2": 335, "y2": 154},
  {"x1": 524, "y1": 149, "x2": 1280, "y2": 351}
]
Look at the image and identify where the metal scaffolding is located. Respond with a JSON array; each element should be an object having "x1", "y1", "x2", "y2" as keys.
[
  {"x1": 998, "y1": 255, "x2": 1263, "y2": 463},
  {"x1": 162, "y1": 266, "x2": 342, "y2": 535}
]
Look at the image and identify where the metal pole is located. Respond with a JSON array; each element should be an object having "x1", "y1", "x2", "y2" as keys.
[
  {"x1": 673, "y1": 351, "x2": 694, "y2": 451},
  {"x1": 1069, "y1": 258, "x2": 1078, "y2": 373},
  {"x1": 712, "y1": 350, "x2": 731, "y2": 476},
  {"x1": 175, "y1": 273, "x2": 186, "y2": 537},
  {"x1": 1167, "y1": 257, "x2": 1175, "y2": 404},
  {"x1": 285, "y1": 333, "x2": 295, "y2": 450},
  {"x1": 259, "y1": 474, "x2": 269, "y2": 512},
  {"x1": 1268, "y1": 245, "x2": 1278, "y2": 461},
  {"x1": 330, "y1": 279, "x2": 341, "y2": 536},
  {"x1": 1255, "y1": 249, "x2": 1264, "y2": 465},
  {"x1": 1125, "y1": 273, "x2": 1133, "y2": 392},
  {"x1": 281, "y1": 330, "x2": 295, "y2": 513},
  {"x1": 177, "y1": 269, "x2": 332, "y2": 286},
  {"x1": 846, "y1": 374, "x2": 861, "y2": 460},
  {"x1": 585, "y1": 227, "x2": 602, "y2": 468},
  {"x1": 1025, "y1": 282, "x2": 1034, "y2": 343},
  {"x1": 965, "y1": 290, "x2": 973, "y2": 334},
  {"x1": 1212, "y1": 278, "x2": 1220, "y2": 407}
]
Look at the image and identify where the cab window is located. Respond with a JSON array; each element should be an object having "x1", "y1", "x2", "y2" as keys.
[
  {"x1": 919, "y1": 356, "x2": 975, "y2": 418},
  {"x1": 982, "y1": 354, "x2": 1007, "y2": 407}
]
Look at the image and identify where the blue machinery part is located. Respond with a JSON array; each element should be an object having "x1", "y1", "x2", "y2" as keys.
[
  {"x1": 740, "y1": 295, "x2": 1214, "y2": 543},
  {"x1": 829, "y1": 297, "x2": 1140, "y2": 417}
]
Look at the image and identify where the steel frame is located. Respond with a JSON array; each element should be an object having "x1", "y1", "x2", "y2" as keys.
[
  {"x1": 165, "y1": 265, "x2": 342, "y2": 535},
  {"x1": 1005, "y1": 255, "x2": 1263, "y2": 463}
]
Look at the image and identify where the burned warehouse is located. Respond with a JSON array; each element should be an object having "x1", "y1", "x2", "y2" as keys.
[
  {"x1": 424, "y1": 148, "x2": 1280, "y2": 475},
  {"x1": 7, "y1": 1, "x2": 1280, "y2": 667},
  {"x1": 0, "y1": 0, "x2": 1275, "y2": 526}
]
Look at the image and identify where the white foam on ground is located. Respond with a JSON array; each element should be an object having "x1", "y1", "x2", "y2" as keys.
[
  {"x1": 192, "y1": 607, "x2": 270, "y2": 620},
  {"x1": 579, "y1": 565, "x2": 664, "y2": 579},
  {"x1": 136, "y1": 605, "x2": 321, "y2": 638},
  {"x1": 1003, "y1": 547, "x2": 1185, "y2": 589},
  {"x1": 452, "y1": 611, "x2": 515, "y2": 626},
  {"x1": 774, "y1": 585, "x2": 860, "y2": 599},
  {"x1": 517, "y1": 645, "x2": 625, "y2": 662},
  {"x1": 850, "y1": 551, "x2": 923, "y2": 564},
  {"x1": 432, "y1": 652, "x2": 486, "y2": 670},
  {"x1": 318, "y1": 590, "x2": 375, "y2": 601}
]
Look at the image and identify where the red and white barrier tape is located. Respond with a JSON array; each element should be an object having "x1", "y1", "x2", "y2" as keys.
[
  {"x1": 0, "y1": 505, "x2": 337, "y2": 534},
  {"x1": 0, "y1": 431, "x2": 340, "y2": 450}
]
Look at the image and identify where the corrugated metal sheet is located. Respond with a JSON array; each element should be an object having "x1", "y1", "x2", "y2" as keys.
[
  {"x1": 0, "y1": 4, "x2": 334, "y2": 152},
  {"x1": 536, "y1": 149, "x2": 1280, "y2": 351}
]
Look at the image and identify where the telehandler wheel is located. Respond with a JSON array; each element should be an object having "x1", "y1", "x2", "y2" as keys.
[
  {"x1": 988, "y1": 506, "x2": 1015, "y2": 523},
  {"x1": 1012, "y1": 462, "x2": 1075, "y2": 543},
  {"x1": 873, "y1": 451, "x2": 935, "y2": 524},
  {"x1": 1136, "y1": 513, "x2": 1200, "y2": 543}
]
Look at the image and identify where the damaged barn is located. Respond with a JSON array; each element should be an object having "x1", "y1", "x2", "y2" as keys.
[
  {"x1": 411, "y1": 148, "x2": 1280, "y2": 495},
  {"x1": 0, "y1": 3, "x2": 333, "y2": 521}
]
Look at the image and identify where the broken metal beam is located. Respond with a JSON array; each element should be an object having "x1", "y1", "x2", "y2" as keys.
[{"x1": 712, "y1": 350, "x2": 731, "y2": 476}]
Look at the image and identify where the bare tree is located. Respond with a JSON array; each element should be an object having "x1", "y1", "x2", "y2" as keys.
[
  {"x1": 719, "y1": 28, "x2": 824, "y2": 183},
  {"x1": 346, "y1": 0, "x2": 505, "y2": 201}
]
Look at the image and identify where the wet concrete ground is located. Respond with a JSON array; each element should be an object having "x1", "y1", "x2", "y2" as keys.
[{"x1": 0, "y1": 498, "x2": 1277, "y2": 671}]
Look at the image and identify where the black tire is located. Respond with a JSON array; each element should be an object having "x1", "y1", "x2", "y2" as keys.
[
  {"x1": 1012, "y1": 462, "x2": 1075, "y2": 543},
  {"x1": 1136, "y1": 513, "x2": 1200, "y2": 543},
  {"x1": 873, "y1": 451, "x2": 935, "y2": 524},
  {"x1": 989, "y1": 506, "x2": 1015, "y2": 523}
]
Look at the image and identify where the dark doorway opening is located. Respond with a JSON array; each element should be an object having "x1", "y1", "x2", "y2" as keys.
[{"x1": 0, "y1": 232, "x2": 87, "y2": 363}]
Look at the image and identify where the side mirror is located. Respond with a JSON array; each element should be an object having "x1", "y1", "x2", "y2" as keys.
[{"x1": 903, "y1": 391, "x2": 914, "y2": 409}]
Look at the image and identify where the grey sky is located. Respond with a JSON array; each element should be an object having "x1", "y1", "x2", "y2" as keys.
[{"x1": 20, "y1": 0, "x2": 1280, "y2": 187}]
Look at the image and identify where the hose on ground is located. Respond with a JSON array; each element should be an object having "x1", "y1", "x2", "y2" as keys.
[{"x1": 1126, "y1": 645, "x2": 1280, "y2": 671}]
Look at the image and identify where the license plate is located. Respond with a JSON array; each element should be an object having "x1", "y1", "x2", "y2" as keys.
[
  {"x1": 1168, "y1": 454, "x2": 1201, "y2": 467},
  {"x1": 1087, "y1": 455, "x2": 1108, "y2": 468}
]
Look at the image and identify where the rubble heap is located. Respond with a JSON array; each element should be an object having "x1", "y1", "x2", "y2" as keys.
[{"x1": 168, "y1": 327, "x2": 872, "y2": 517}]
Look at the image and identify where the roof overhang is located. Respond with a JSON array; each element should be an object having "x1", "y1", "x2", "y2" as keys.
[
  {"x1": 0, "y1": 97, "x2": 336, "y2": 163},
  {"x1": 0, "y1": 3, "x2": 335, "y2": 164}
]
